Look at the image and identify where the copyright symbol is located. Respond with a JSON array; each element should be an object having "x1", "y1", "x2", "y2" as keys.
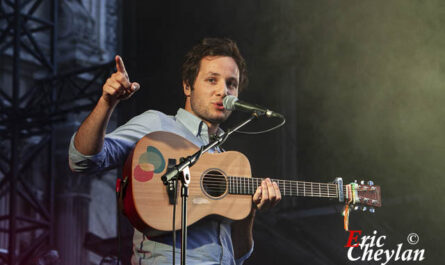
[{"x1": 407, "y1": 233, "x2": 419, "y2": 245}]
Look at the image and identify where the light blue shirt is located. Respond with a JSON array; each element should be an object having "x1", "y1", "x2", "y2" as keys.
[{"x1": 69, "y1": 108, "x2": 253, "y2": 265}]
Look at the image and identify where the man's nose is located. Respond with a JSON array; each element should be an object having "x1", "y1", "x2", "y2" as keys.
[{"x1": 216, "y1": 82, "x2": 228, "y2": 96}]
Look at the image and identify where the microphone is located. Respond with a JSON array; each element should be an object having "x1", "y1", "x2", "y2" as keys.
[{"x1": 223, "y1": 95, "x2": 284, "y2": 119}]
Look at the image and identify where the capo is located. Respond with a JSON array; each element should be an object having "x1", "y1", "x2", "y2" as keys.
[{"x1": 334, "y1": 177, "x2": 344, "y2": 203}]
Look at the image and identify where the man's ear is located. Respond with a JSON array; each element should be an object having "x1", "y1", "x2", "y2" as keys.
[{"x1": 183, "y1": 81, "x2": 191, "y2": 97}]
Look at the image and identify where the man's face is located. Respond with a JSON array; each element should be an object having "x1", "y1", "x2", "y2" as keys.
[{"x1": 184, "y1": 56, "x2": 239, "y2": 126}]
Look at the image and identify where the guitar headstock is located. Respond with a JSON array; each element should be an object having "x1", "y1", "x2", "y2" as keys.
[{"x1": 347, "y1": 180, "x2": 382, "y2": 212}]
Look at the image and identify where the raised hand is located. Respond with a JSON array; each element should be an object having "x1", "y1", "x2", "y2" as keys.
[{"x1": 102, "y1": 55, "x2": 140, "y2": 106}]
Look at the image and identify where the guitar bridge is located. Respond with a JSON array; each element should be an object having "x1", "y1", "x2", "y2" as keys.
[{"x1": 166, "y1": 159, "x2": 178, "y2": 205}]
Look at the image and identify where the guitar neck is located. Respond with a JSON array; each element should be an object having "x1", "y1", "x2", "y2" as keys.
[{"x1": 228, "y1": 176, "x2": 338, "y2": 199}]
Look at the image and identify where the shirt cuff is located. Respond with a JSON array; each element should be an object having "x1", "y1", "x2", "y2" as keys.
[{"x1": 68, "y1": 133, "x2": 107, "y2": 173}]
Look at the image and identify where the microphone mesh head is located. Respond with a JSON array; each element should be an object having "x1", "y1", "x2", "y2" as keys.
[{"x1": 223, "y1": 95, "x2": 238, "y2": 110}]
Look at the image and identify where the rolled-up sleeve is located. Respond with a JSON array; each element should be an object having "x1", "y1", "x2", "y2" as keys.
[
  {"x1": 68, "y1": 133, "x2": 134, "y2": 173},
  {"x1": 68, "y1": 110, "x2": 163, "y2": 174}
]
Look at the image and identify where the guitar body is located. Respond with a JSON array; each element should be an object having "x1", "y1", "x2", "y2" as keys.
[{"x1": 122, "y1": 131, "x2": 252, "y2": 236}]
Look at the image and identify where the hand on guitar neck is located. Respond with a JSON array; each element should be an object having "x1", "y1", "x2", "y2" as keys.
[{"x1": 252, "y1": 178, "x2": 282, "y2": 211}]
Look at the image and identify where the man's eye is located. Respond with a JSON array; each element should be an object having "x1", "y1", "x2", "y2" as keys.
[
  {"x1": 228, "y1": 82, "x2": 238, "y2": 89},
  {"x1": 207, "y1": 78, "x2": 216, "y2": 83}
]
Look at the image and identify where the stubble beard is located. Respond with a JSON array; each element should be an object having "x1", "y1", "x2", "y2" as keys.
[{"x1": 191, "y1": 101, "x2": 231, "y2": 126}]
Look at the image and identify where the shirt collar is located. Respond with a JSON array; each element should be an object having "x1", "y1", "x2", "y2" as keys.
[{"x1": 175, "y1": 108, "x2": 224, "y2": 142}]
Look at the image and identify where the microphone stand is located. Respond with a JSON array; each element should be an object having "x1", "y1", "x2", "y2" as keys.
[{"x1": 161, "y1": 112, "x2": 260, "y2": 265}]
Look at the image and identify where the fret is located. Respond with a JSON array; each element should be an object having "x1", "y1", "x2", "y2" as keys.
[
  {"x1": 236, "y1": 177, "x2": 238, "y2": 194},
  {"x1": 247, "y1": 178, "x2": 250, "y2": 194},
  {"x1": 228, "y1": 177, "x2": 231, "y2": 193},
  {"x1": 327, "y1": 184, "x2": 330, "y2": 197},
  {"x1": 241, "y1": 177, "x2": 243, "y2": 194},
  {"x1": 318, "y1": 183, "x2": 321, "y2": 197},
  {"x1": 289, "y1": 181, "x2": 293, "y2": 196},
  {"x1": 283, "y1": 180, "x2": 286, "y2": 196},
  {"x1": 232, "y1": 177, "x2": 235, "y2": 194},
  {"x1": 295, "y1": 181, "x2": 300, "y2": 196},
  {"x1": 242, "y1": 177, "x2": 244, "y2": 194},
  {"x1": 233, "y1": 177, "x2": 236, "y2": 194}
]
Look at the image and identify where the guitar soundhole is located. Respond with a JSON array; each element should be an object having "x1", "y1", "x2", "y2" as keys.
[{"x1": 202, "y1": 169, "x2": 227, "y2": 198}]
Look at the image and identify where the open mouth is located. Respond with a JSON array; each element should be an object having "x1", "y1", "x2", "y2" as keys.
[{"x1": 214, "y1": 102, "x2": 224, "y2": 110}]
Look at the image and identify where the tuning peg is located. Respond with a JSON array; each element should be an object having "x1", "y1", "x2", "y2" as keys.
[
  {"x1": 360, "y1": 180, "x2": 365, "y2": 185},
  {"x1": 354, "y1": 180, "x2": 358, "y2": 184},
  {"x1": 353, "y1": 205, "x2": 360, "y2": 211},
  {"x1": 362, "y1": 206, "x2": 367, "y2": 212},
  {"x1": 369, "y1": 207, "x2": 375, "y2": 213},
  {"x1": 368, "y1": 180, "x2": 374, "y2": 186}
]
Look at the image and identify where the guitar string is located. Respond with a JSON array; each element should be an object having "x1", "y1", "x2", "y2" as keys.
[
  {"x1": 197, "y1": 177, "x2": 374, "y2": 193},
  {"x1": 199, "y1": 179, "x2": 338, "y2": 193},
  {"x1": 201, "y1": 174, "x2": 376, "y2": 190},
  {"x1": 183, "y1": 187, "x2": 371, "y2": 201},
  {"x1": 180, "y1": 187, "x2": 375, "y2": 202},
  {"x1": 182, "y1": 186, "x2": 339, "y2": 197},
  {"x1": 201, "y1": 175, "x2": 339, "y2": 187},
  {"x1": 183, "y1": 184, "x2": 373, "y2": 199},
  {"x1": 162, "y1": 175, "x2": 375, "y2": 199},
  {"x1": 184, "y1": 188, "x2": 337, "y2": 197},
  {"x1": 201, "y1": 176, "x2": 340, "y2": 190},
  {"x1": 183, "y1": 184, "x2": 356, "y2": 198}
]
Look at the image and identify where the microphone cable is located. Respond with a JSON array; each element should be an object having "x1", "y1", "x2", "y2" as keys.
[{"x1": 236, "y1": 115, "x2": 286, "y2": 135}]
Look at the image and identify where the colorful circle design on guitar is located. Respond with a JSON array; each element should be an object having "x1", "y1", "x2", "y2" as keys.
[{"x1": 134, "y1": 146, "x2": 166, "y2": 182}]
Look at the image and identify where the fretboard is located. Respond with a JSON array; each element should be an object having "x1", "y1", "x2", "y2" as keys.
[{"x1": 227, "y1": 176, "x2": 338, "y2": 198}]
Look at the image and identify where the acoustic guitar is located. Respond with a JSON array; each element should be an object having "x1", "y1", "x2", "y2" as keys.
[{"x1": 120, "y1": 131, "x2": 381, "y2": 236}]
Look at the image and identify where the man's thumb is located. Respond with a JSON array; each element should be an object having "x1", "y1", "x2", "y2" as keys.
[{"x1": 131, "y1": 82, "x2": 140, "y2": 92}]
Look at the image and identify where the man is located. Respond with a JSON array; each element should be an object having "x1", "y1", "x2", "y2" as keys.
[{"x1": 69, "y1": 38, "x2": 281, "y2": 265}]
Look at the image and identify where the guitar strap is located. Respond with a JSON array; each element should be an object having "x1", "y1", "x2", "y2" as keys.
[
  {"x1": 116, "y1": 176, "x2": 129, "y2": 215},
  {"x1": 342, "y1": 183, "x2": 358, "y2": 231}
]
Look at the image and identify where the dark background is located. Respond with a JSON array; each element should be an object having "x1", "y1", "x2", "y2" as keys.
[
  {"x1": 115, "y1": 0, "x2": 444, "y2": 264},
  {"x1": 118, "y1": 0, "x2": 445, "y2": 264}
]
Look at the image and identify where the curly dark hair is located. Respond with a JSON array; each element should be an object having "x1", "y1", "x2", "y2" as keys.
[{"x1": 181, "y1": 38, "x2": 248, "y2": 92}]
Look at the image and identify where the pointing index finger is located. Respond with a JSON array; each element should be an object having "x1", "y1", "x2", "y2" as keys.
[{"x1": 115, "y1": 55, "x2": 128, "y2": 75}]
